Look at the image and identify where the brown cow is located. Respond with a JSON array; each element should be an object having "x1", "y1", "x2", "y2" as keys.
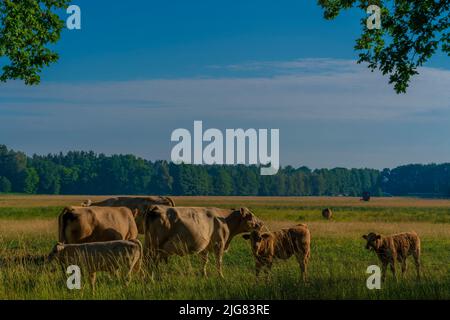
[
  {"x1": 243, "y1": 224, "x2": 311, "y2": 281},
  {"x1": 58, "y1": 206, "x2": 138, "y2": 244},
  {"x1": 322, "y1": 208, "x2": 332, "y2": 220},
  {"x1": 363, "y1": 232, "x2": 421, "y2": 282},
  {"x1": 81, "y1": 196, "x2": 175, "y2": 234},
  {"x1": 143, "y1": 206, "x2": 262, "y2": 278},
  {"x1": 48, "y1": 239, "x2": 143, "y2": 289}
]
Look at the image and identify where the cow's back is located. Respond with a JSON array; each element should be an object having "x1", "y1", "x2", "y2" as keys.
[
  {"x1": 59, "y1": 240, "x2": 142, "y2": 272},
  {"x1": 284, "y1": 225, "x2": 310, "y2": 257},
  {"x1": 59, "y1": 206, "x2": 137, "y2": 244},
  {"x1": 93, "y1": 196, "x2": 174, "y2": 209},
  {"x1": 391, "y1": 232, "x2": 420, "y2": 256}
]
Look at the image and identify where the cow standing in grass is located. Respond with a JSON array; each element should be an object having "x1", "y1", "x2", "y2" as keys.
[
  {"x1": 322, "y1": 208, "x2": 332, "y2": 220},
  {"x1": 243, "y1": 223, "x2": 311, "y2": 282},
  {"x1": 362, "y1": 232, "x2": 421, "y2": 282},
  {"x1": 143, "y1": 206, "x2": 263, "y2": 278}
]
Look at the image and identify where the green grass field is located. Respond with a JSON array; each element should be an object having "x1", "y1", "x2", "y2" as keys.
[{"x1": 0, "y1": 196, "x2": 449, "y2": 300}]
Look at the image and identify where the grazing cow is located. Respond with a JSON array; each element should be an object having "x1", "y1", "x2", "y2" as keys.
[
  {"x1": 81, "y1": 196, "x2": 176, "y2": 234},
  {"x1": 363, "y1": 232, "x2": 421, "y2": 282},
  {"x1": 243, "y1": 224, "x2": 311, "y2": 281},
  {"x1": 144, "y1": 206, "x2": 262, "y2": 278},
  {"x1": 48, "y1": 239, "x2": 143, "y2": 289},
  {"x1": 58, "y1": 206, "x2": 138, "y2": 244},
  {"x1": 322, "y1": 208, "x2": 332, "y2": 220}
]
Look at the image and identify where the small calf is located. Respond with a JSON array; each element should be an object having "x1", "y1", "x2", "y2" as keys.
[
  {"x1": 363, "y1": 232, "x2": 421, "y2": 282},
  {"x1": 322, "y1": 208, "x2": 332, "y2": 220},
  {"x1": 243, "y1": 224, "x2": 310, "y2": 281},
  {"x1": 48, "y1": 239, "x2": 143, "y2": 289}
]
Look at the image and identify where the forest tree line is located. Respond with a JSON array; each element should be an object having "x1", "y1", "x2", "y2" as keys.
[{"x1": 0, "y1": 145, "x2": 449, "y2": 197}]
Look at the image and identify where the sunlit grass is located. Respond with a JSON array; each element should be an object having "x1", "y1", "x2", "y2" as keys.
[{"x1": 0, "y1": 195, "x2": 449, "y2": 299}]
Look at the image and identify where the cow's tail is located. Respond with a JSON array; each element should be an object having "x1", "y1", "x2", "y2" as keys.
[
  {"x1": 165, "y1": 196, "x2": 175, "y2": 207},
  {"x1": 129, "y1": 239, "x2": 144, "y2": 272},
  {"x1": 58, "y1": 207, "x2": 70, "y2": 243}
]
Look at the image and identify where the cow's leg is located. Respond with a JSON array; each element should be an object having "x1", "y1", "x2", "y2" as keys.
[
  {"x1": 89, "y1": 272, "x2": 96, "y2": 292},
  {"x1": 296, "y1": 253, "x2": 308, "y2": 282},
  {"x1": 264, "y1": 262, "x2": 273, "y2": 282},
  {"x1": 413, "y1": 251, "x2": 421, "y2": 280},
  {"x1": 151, "y1": 253, "x2": 164, "y2": 281},
  {"x1": 401, "y1": 258, "x2": 407, "y2": 277},
  {"x1": 381, "y1": 261, "x2": 388, "y2": 283},
  {"x1": 214, "y1": 243, "x2": 225, "y2": 278},
  {"x1": 255, "y1": 261, "x2": 262, "y2": 278},
  {"x1": 143, "y1": 235, "x2": 153, "y2": 268},
  {"x1": 124, "y1": 267, "x2": 133, "y2": 287},
  {"x1": 199, "y1": 251, "x2": 209, "y2": 277},
  {"x1": 389, "y1": 259, "x2": 397, "y2": 282}
]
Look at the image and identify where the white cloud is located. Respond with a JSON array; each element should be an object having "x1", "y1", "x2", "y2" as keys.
[{"x1": 1, "y1": 58, "x2": 449, "y2": 123}]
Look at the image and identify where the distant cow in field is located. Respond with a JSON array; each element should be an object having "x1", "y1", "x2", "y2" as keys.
[
  {"x1": 362, "y1": 232, "x2": 421, "y2": 282},
  {"x1": 81, "y1": 196, "x2": 176, "y2": 234},
  {"x1": 58, "y1": 206, "x2": 138, "y2": 244},
  {"x1": 322, "y1": 208, "x2": 332, "y2": 220},
  {"x1": 48, "y1": 239, "x2": 143, "y2": 289},
  {"x1": 361, "y1": 192, "x2": 371, "y2": 202},
  {"x1": 243, "y1": 224, "x2": 311, "y2": 281},
  {"x1": 143, "y1": 206, "x2": 262, "y2": 278}
]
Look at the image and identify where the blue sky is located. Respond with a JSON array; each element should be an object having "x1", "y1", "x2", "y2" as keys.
[{"x1": 1, "y1": 0, "x2": 450, "y2": 169}]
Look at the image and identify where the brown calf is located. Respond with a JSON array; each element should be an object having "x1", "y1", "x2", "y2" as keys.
[
  {"x1": 243, "y1": 224, "x2": 310, "y2": 281},
  {"x1": 363, "y1": 232, "x2": 421, "y2": 282}
]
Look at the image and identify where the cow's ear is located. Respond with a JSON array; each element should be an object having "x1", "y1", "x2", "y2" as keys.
[
  {"x1": 242, "y1": 234, "x2": 251, "y2": 240},
  {"x1": 132, "y1": 209, "x2": 139, "y2": 217},
  {"x1": 240, "y1": 207, "x2": 251, "y2": 216},
  {"x1": 362, "y1": 235, "x2": 368, "y2": 240},
  {"x1": 376, "y1": 235, "x2": 381, "y2": 240},
  {"x1": 261, "y1": 234, "x2": 270, "y2": 239}
]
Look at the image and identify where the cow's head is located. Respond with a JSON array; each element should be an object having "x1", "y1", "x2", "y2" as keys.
[
  {"x1": 47, "y1": 242, "x2": 65, "y2": 262},
  {"x1": 362, "y1": 232, "x2": 382, "y2": 251},
  {"x1": 243, "y1": 230, "x2": 270, "y2": 256},
  {"x1": 81, "y1": 199, "x2": 92, "y2": 207},
  {"x1": 233, "y1": 207, "x2": 263, "y2": 233}
]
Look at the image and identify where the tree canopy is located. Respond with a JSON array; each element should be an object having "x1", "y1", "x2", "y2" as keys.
[
  {"x1": 0, "y1": 0, "x2": 69, "y2": 85},
  {"x1": 318, "y1": 0, "x2": 450, "y2": 93},
  {"x1": 2, "y1": 144, "x2": 450, "y2": 198}
]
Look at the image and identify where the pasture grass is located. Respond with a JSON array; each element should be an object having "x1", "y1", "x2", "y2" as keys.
[{"x1": 0, "y1": 196, "x2": 449, "y2": 300}]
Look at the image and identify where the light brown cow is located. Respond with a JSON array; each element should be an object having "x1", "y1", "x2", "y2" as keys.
[
  {"x1": 363, "y1": 231, "x2": 421, "y2": 282},
  {"x1": 243, "y1": 224, "x2": 311, "y2": 281},
  {"x1": 81, "y1": 196, "x2": 175, "y2": 234},
  {"x1": 48, "y1": 239, "x2": 143, "y2": 289},
  {"x1": 322, "y1": 208, "x2": 332, "y2": 220},
  {"x1": 143, "y1": 206, "x2": 262, "y2": 278},
  {"x1": 58, "y1": 206, "x2": 138, "y2": 244}
]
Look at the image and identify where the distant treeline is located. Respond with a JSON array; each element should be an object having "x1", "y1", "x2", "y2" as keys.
[{"x1": 0, "y1": 144, "x2": 449, "y2": 197}]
